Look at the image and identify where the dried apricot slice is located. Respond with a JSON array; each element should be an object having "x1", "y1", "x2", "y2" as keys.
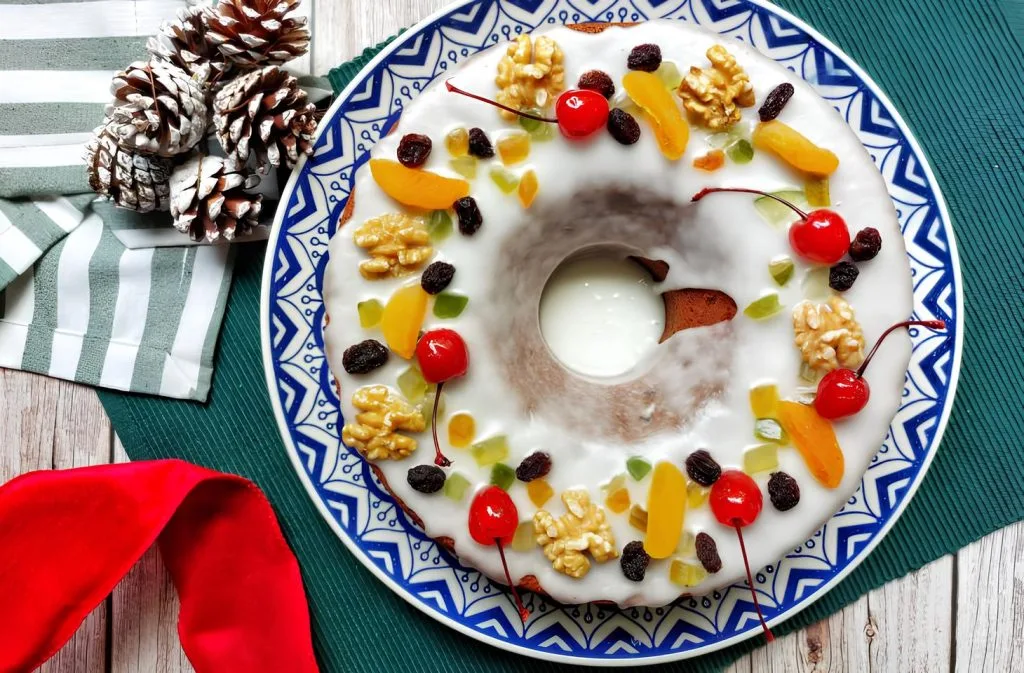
[
  {"x1": 644, "y1": 461, "x2": 687, "y2": 559},
  {"x1": 777, "y1": 401, "x2": 844, "y2": 488},
  {"x1": 752, "y1": 121, "x2": 839, "y2": 176},
  {"x1": 380, "y1": 282, "x2": 428, "y2": 359},
  {"x1": 623, "y1": 71, "x2": 689, "y2": 160},
  {"x1": 369, "y1": 158, "x2": 470, "y2": 210}
]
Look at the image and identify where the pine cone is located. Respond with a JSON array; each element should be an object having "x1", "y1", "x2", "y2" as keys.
[
  {"x1": 169, "y1": 154, "x2": 262, "y2": 242},
  {"x1": 204, "y1": 0, "x2": 309, "y2": 69},
  {"x1": 213, "y1": 66, "x2": 317, "y2": 169},
  {"x1": 106, "y1": 59, "x2": 208, "y2": 157},
  {"x1": 84, "y1": 121, "x2": 172, "y2": 213},
  {"x1": 147, "y1": 6, "x2": 233, "y2": 83}
]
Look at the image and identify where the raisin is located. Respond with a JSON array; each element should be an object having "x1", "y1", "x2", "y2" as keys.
[
  {"x1": 467, "y1": 127, "x2": 494, "y2": 159},
  {"x1": 407, "y1": 464, "x2": 446, "y2": 494},
  {"x1": 768, "y1": 471, "x2": 800, "y2": 511},
  {"x1": 695, "y1": 532, "x2": 722, "y2": 573},
  {"x1": 453, "y1": 196, "x2": 483, "y2": 235},
  {"x1": 685, "y1": 450, "x2": 721, "y2": 487},
  {"x1": 515, "y1": 451, "x2": 551, "y2": 482},
  {"x1": 396, "y1": 133, "x2": 432, "y2": 168},
  {"x1": 829, "y1": 261, "x2": 860, "y2": 292},
  {"x1": 758, "y1": 83, "x2": 795, "y2": 122},
  {"x1": 420, "y1": 261, "x2": 455, "y2": 295},
  {"x1": 849, "y1": 227, "x2": 882, "y2": 262},
  {"x1": 627, "y1": 43, "x2": 662, "y2": 72},
  {"x1": 342, "y1": 339, "x2": 388, "y2": 374},
  {"x1": 620, "y1": 540, "x2": 651, "y2": 582},
  {"x1": 607, "y1": 108, "x2": 641, "y2": 145},
  {"x1": 577, "y1": 69, "x2": 615, "y2": 99}
]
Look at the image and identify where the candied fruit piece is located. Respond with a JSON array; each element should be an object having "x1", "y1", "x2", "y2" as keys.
[
  {"x1": 754, "y1": 418, "x2": 788, "y2": 444},
  {"x1": 518, "y1": 169, "x2": 539, "y2": 208},
  {"x1": 706, "y1": 132, "x2": 732, "y2": 149},
  {"x1": 397, "y1": 365, "x2": 428, "y2": 404},
  {"x1": 752, "y1": 121, "x2": 839, "y2": 176},
  {"x1": 381, "y1": 282, "x2": 428, "y2": 359},
  {"x1": 471, "y1": 435, "x2": 509, "y2": 467},
  {"x1": 606, "y1": 487, "x2": 631, "y2": 514},
  {"x1": 802, "y1": 267, "x2": 833, "y2": 301},
  {"x1": 445, "y1": 127, "x2": 469, "y2": 156},
  {"x1": 369, "y1": 158, "x2": 470, "y2": 210},
  {"x1": 447, "y1": 412, "x2": 475, "y2": 448},
  {"x1": 627, "y1": 456, "x2": 652, "y2": 481},
  {"x1": 490, "y1": 463, "x2": 515, "y2": 491},
  {"x1": 489, "y1": 167, "x2": 519, "y2": 194},
  {"x1": 754, "y1": 189, "x2": 807, "y2": 227},
  {"x1": 530, "y1": 122, "x2": 555, "y2": 142},
  {"x1": 777, "y1": 401, "x2": 844, "y2": 488},
  {"x1": 420, "y1": 388, "x2": 444, "y2": 432},
  {"x1": 656, "y1": 61, "x2": 683, "y2": 89},
  {"x1": 644, "y1": 461, "x2": 687, "y2": 559},
  {"x1": 677, "y1": 531, "x2": 696, "y2": 557},
  {"x1": 769, "y1": 256, "x2": 795, "y2": 286},
  {"x1": 686, "y1": 481, "x2": 708, "y2": 509},
  {"x1": 427, "y1": 210, "x2": 453, "y2": 243},
  {"x1": 518, "y1": 107, "x2": 543, "y2": 132},
  {"x1": 750, "y1": 383, "x2": 779, "y2": 418},
  {"x1": 693, "y1": 150, "x2": 725, "y2": 171},
  {"x1": 448, "y1": 156, "x2": 477, "y2": 180},
  {"x1": 629, "y1": 504, "x2": 648, "y2": 532},
  {"x1": 357, "y1": 299, "x2": 383, "y2": 328},
  {"x1": 743, "y1": 292, "x2": 783, "y2": 320},
  {"x1": 443, "y1": 472, "x2": 470, "y2": 501},
  {"x1": 799, "y1": 361, "x2": 822, "y2": 384},
  {"x1": 805, "y1": 176, "x2": 830, "y2": 207},
  {"x1": 670, "y1": 559, "x2": 707, "y2": 587},
  {"x1": 743, "y1": 443, "x2": 780, "y2": 475},
  {"x1": 511, "y1": 520, "x2": 536, "y2": 551},
  {"x1": 727, "y1": 138, "x2": 754, "y2": 164},
  {"x1": 497, "y1": 132, "x2": 530, "y2": 166},
  {"x1": 527, "y1": 478, "x2": 554, "y2": 507},
  {"x1": 604, "y1": 473, "x2": 627, "y2": 494},
  {"x1": 433, "y1": 292, "x2": 468, "y2": 319},
  {"x1": 622, "y1": 71, "x2": 689, "y2": 160}
]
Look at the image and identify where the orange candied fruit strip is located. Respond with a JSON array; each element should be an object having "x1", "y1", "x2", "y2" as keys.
[
  {"x1": 622, "y1": 71, "x2": 690, "y2": 160},
  {"x1": 777, "y1": 400, "x2": 845, "y2": 488},
  {"x1": 368, "y1": 158, "x2": 470, "y2": 210},
  {"x1": 379, "y1": 282, "x2": 428, "y2": 359},
  {"x1": 752, "y1": 121, "x2": 839, "y2": 176},
  {"x1": 643, "y1": 461, "x2": 686, "y2": 559}
]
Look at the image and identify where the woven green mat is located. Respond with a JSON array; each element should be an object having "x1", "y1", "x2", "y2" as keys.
[{"x1": 100, "y1": 1, "x2": 1024, "y2": 670}]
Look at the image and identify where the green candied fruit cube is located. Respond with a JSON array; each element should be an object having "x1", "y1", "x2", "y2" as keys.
[
  {"x1": 727, "y1": 138, "x2": 754, "y2": 164},
  {"x1": 449, "y1": 156, "x2": 477, "y2": 180},
  {"x1": 489, "y1": 166, "x2": 520, "y2": 194},
  {"x1": 420, "y1": 388, "x2": 445, "y2": 431},
  {"x1": 743, "y1": 292, "x2": 783, "y2": 320},
  {"x1": 397, "y1": 366, "x2": 428, "y2": 404},
  {"x1": 754, "y1": 190, "x2": 808, "y2": 228},
  {"x1": 754, "y1": 418, "x2": 789, "y2": 444},
  {"x1": 802, "y1": 266, "x2": 833, "y2": 301},
  {"x1": 626, "y1": 456, "x2": 652, "y2": 481},
  {"x1": 433, "y1": 292, "x2": 469, "y2": 319},
  {"x1": 769, "y1": 256, "x2": 795, "y2": 287},
  {"x1": 471, "y1": 435, "x2": 509, "y2": 466},
  {"x1": 511, "y1": 520, "x2": 535, "y2": 551},
  {"x1": 490, "y1": 463, "x2": 515, "y2": 491},
  {"x1": 443, "y1": 472, "x2": 470, "y2": 501},
  {"x1": 743, "y1": 443, "x2": 779, "y2": 475},
  {"x1": 805, "y1": 177, "x2": 831, "y2": 207},
  {"x1": 656, "y1": 61, "x2": 683, "y2": 88},
  {"x1": 427, "y1": 210, "x2": 453, "y2": 243},
  {"x1": 357, "y1": 299, "x2": 383, "y2": 328},
  {"x1": 530, "y1": 121, "x2": 555, "y2": 142},
  {"x1": 518, "y1": 108, "x2": 542, "y2": 133}
]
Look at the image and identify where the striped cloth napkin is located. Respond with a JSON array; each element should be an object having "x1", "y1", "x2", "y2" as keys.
[{"x1": 0, "y1": 0, "x2": 312, "y2": 400}]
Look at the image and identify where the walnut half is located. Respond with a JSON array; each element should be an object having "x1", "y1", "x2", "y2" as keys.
[
  {"x1": 677, "y1": 44, "x2": 755, "y2": 130},
  {"x1": 352, "y1": 212, "x2": 432, "y2": 280},
  {"x1": 494, "y1": 35, "x2": 565, "y2": 121},
  {"x1": 793, "y1": 296, "x2": 865, "y2": 374},
  {"x1": 533, "y1": 489, "x2": 617, "y2": 579},
  {"x1": 341, "y1": 385, "x2": 426, "y2": 461}
]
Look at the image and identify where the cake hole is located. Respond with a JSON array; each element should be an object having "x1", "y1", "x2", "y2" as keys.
[{"x1": 539, "y1": 252, "x2": 665, "y2": 379}]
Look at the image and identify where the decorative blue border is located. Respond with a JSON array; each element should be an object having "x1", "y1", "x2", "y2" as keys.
[{"x1": 262, "y1": 0, "x2": 962, "y2": 664}]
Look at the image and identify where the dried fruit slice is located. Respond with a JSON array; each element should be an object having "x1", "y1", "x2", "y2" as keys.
[
  {"x1": 369, "y1": 159, "x2": 469, "y2": 210},
  {"x1": 447, "y1": 412, "x2": 475, "y2": 448},
  {"x1": 518, "y1": 169, "x2": 539, "y2": 208},
  {"x1": 777, "y1": 401, "x2": 844, "y2": 488},
  {"x1": 357, "y1": 299, "x2": 383, "y2": 328},
  {"x1": 527, "y1": 478, "x2": 554, "y2": 507},
  {"x1": 752, "y1": 121, "x2": 839, "y2": 176},
  {"x1": 380, "y1": 282, "x2": 428, "y2": 358},
  {"x1": 623, "y1": 71, "x2": 689, "y2": 160},
  {"x1": 644, "y1": 461, "x2": 687, "y2": 559}
]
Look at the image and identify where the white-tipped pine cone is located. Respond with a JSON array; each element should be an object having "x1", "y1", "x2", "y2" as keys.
[
  {"x1": 106, "y1": 59, "x2": 208, "y2": 157},
  {"x1": 169, "y1": 154, "x2": 262, "y2": 242},
  {"x1": 147, "y1": 6, "x2": 233, "y2": 83},
  {"x1": 84, "y1": 121, "x2": 172, "y2": 213},
  {"x1": 213, "y1": 65, "x2": 317, "y2": 169},
  {"x1": 204, "y1": 0, "x2": 309, "y2": 69}
]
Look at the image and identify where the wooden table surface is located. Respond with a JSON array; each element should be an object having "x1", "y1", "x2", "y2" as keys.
[{"x1": 4, "y1": 1, "x2": 1022, "y2": 671}]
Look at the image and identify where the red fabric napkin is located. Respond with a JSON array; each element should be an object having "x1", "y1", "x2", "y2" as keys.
[{"x1": 0, "y1": 459, "x2": 319, "y2": 673}]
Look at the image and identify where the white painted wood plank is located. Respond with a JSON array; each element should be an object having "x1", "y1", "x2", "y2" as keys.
[
  {"x1": 955, "y1": 522, "x2": 1024, "y2": 672},
  {"x1": 746, "y1": 597, "x2": 871, "y2": 672}
]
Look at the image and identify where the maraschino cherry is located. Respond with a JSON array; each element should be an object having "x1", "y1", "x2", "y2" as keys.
[
  {"x1": 445, "y1": 80, "x2": 609, "y2": 139},
  {"x1": 692, "y1": 187, "x2": 850, "y2": 265},
  {"x1": 415, "y1": 328, "x2": 469, "y2": 466},
  {"x1": 709, "y1": 470, "x2": 774, "y2": 642},
  {"x1": 469, "y1": 486, "x2": 530, "y2": 622},
  {"x1": 815, "y1": 319, "x2": 946, "y2": 420}
]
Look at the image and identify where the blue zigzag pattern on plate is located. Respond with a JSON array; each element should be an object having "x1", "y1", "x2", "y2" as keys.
[{"x1": 264, "y1": 0, "x2": 961, "y2": 662}]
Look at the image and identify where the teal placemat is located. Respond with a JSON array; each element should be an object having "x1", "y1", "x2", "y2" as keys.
[{"x1": 100, "y1": 1, "x2": 1024, "y2": 670}]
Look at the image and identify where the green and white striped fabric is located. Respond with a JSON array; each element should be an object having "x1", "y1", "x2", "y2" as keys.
[{"x1": 0, "y1": 0, "x2": 236, "y2": 401}]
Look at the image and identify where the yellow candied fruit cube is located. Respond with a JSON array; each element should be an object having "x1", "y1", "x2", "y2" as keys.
[
  {"x1": 511, "y1": 520, "x2": 535, "y2": 552},
  {"x1": 628, "y1": 504, "x2": 648, "y2": 532},
  {"x1": 527, "y1": 478, "x2": 554, "y2": 507},
  {"x1": 677, "y1": 531, "x2": 696, "y2": 556},
  {"x1": 518, "y1": 169, "x2": 538, "y2": 208},
  {"x1": 605, "y1": 487, "x2": 631, "y2": 514},
  {"x1": 445, "y1": 127, "x2": 469, "y2": 156},
  {"x1": 497, "y1": 131, "x2": 530, "y2": 165},
  {"x1": 686, "y1": 481, "x2": 708, "y2": 509},
  {"x1": 669, "y1": 558, "x2": 707, "y2": 587},
  {"x1": 749, "y1": 382, "x2": 779, "y2": 418},
  {"x1": 743, "y1": 443, "x2": 780, "y2": 475},
  {"x1": 447, "y1": 412, "x2": 475, "y2": 448}
]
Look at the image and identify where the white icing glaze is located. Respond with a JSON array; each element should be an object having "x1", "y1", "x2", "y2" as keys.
[{"x1": 323, "y1": 21, "x2": 913, "y2": 606}]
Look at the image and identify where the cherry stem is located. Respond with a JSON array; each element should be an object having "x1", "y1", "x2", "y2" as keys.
[
  {"x1": 495, "y1": 540, "x2": 530, "y2": 623},
  {"x1": 692, "y1": 187, "x2": 810, "y2": 220},
  {"x1": 734, "y1": 521, "x2": 774, "y2": 642},
  {"x1": 856, "y1": 319, "x2": 946, "y2": 378},
  {"x1": 445, "y1": 80, "x2": 558, "y2": 124},
  {"x1": 430, "y1": 381, "x2": 451, "y2": 467}
]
